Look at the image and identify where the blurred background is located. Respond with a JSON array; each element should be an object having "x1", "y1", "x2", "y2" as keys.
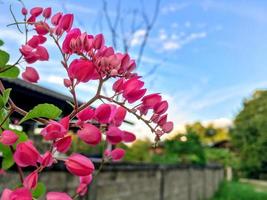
[{"x1": 1, "y1": 0, "x2": 267, "y2": 199}]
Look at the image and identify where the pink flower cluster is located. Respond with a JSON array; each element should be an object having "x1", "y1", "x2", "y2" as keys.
[{"x1": 0, "y1": 5, "x2": 174, "y2": 200}]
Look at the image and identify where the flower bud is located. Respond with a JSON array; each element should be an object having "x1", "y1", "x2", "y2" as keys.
[
  {"x1": 106, "y1": 126, "x2": 123, "y2": 144},
  {"x1": 122, "y1": 131, "x2": 136, "y2": 143},
  {"x1": 46, "y1": 192, "x2": 72, "y2": 200},
  {"x1": 21, "y1": 8, "x2": 28, "y2": 15},
  {"x1": 30, "y1": 7, "x2": 43, "y2": 17},
  {"x1": 22, "y1": 67, "x2": 39, "y2": 83},
  {"x1": 0, "y1": 188, "x2": 12, "y2": 200},
  {"x1": 65, "y1": 153, "x2": 94, "y2": 176},
  {"x1": 58, "y1": 14, "x2": 74, "y2": 32},
  {"x1": 40, "y1": 151, "x2": 53, "y2": 167},
  {"x1": 162, "y1": 121, "x2": 174, "y2": 133},
  {"x1": 13, "y1": 141, "x2": 40, "y2": 167},
  {"x1": 0, "y1": 130, "x2": 18, "y2": 145},
  {"x1": 54, "y1": 135, "x2": 72, "y2": 153},
  {"x1": 142, "y1": 93, "x2": 162, "y2": 109},
  {"x1": 93, "y1": 34, "x2": 104, "y2": 49},
  {"x1": 63, "y1": 79, "x2": 72, "y2": 88},
  {"x1": 153, "y1": 101, "x2": 168, "y2": 115},
  {"x1": 110, "y1": 148, "x2": 125, "y2": 161},
  {"x1": 23, "y1": 171, "x2": 38, "y2": 189},
  {"x1": 76, "y1": 107, "x2": 94, "y2": 122},
  {"x1": 41, "y1": 121, "x2": 67, "y2": 141},
  {"x1": 51, "y1": 12, "x2": 62, "y2": 26},
  {"x1": 10, "y1": 188, "x2": 32, "y2": 200},
  {"x1": 43, "y1": 7, "x2": 52, "y2": 18},
  {"x1": 78, "y1": 124, "x2": 101, "y2": 146},
  {"x1": 94, "y1": 104, "x2": 112, "y2": 124}
]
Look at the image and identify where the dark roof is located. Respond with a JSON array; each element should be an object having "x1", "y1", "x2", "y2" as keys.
[
  {"x1": 2, "y1": 78, "x2": 134, "y2": 125},
  {"x1": 3, "y1": 78, "x2": 75, "y2": 103}
]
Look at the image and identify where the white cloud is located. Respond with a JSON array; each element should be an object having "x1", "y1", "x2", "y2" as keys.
[
  {"x1": 161, "y1": 2, "x2": 191, "y2": 14},
  {"x1": 130, "y1": 29, "x2": 146, "y2": 46},
  {"x1": 157, "y1": 30, "x2": 207, "y2": 51}
]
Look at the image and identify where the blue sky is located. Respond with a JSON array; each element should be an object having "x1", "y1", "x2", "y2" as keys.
[{"x1": 1, "y1": 0, "x2": 267, "y2": 135}]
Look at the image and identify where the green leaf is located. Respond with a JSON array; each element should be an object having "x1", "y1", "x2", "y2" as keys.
[
  {"x1": 12, "y1": 130, "x2": 28, "y2": 144},
  {"x1": 0, "y1": 108, "x2": 9, "y2": 129},
  {"x1": 32, "y1": 182, "x2": 46, "y2": 198},
  {"x1": 2, "y1": 88, "x2": 11, "y2": 105},
  {"x1": 0, "y1": 66, "x2": 20, "y2": 79},
  {"x1": 0, "y1": 39, "x2": 4, "y2": 46},
  {"x1": 0, "y1": 144, "x2": 14, "y2": 170},
  {"x1": 20, "y1": 103, "x2": 62, "y2": 124},
  {"x1": 0, "y1": 50, "x2": 9, "y2": 67}
]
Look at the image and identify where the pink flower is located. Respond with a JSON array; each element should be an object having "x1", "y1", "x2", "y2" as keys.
[
  {"x1": 54, "y1": 135, "x2": 72, "y2": 153},
  {"x1": 122, "y1": 131, "x2": 136, "y2": 143},
  {"x1": 80, "y1": 174, "x2": 93, "y2": 185},
  {"x1": 106, "y1": 126, "x2": 123, "y2": 144},
  {"x1": 10, "y1": 187, "x2": 32, "y2": 200},
  {"x1": 58, "y1": 14, "x2": 74, "y2": 32},
  {"x1": 68, "y1": 59, "x2": 95, "y2": 83},
  {"x1": 40, "y1": 151, "x2": 53, "y2": 167},
  {"x1": 76, "y1": 107, "x2": 94, "y2": 122},
  {"x1": 35, "y1": 22, "x2": 50, "y2": 35},
  {"x1": 122, "y1": 77, "x2": 147, "y2": 103},
  {"x1": 43, "y1": 7, "x2": 52, "y2": 18},
  {"x1": 93, "y1": 34, "x2": 104, "y2": 49},
  {"x1": 27, "y1": 36, "x2": 40, "y2": 48},
  {"x1": 1, "y1": 188, "x2": 12, "y2": 200},
  {"x1": 65, "y1": 153, "x2": 95, "y2": 176},
  {"x1": 158, "y1": 114, "x2": 167, "y2": 126},
  {"x1": 35, "y1": 46, "x2": 49, "y2": 60},
  {"x1": 23, "y1": 171, "x2": 38, "y2": 189},
  {"x1": 62, "y1": 28, "x2": 81, "y2": 53},
  {"x1": 41, "y1": 121, "x2": 67, "y2": 141},
  {"x1": 162, "y1": 121, "x2": 173, "y2": 133},
  {"x1": 0, "y1": 130, "x2": 18, "y2": 145},
  {"x1": 13, "y1": 141, "x2": 40, "y2": 167},
  {"x1": 112, "y1": 78, "x2": 125, "y2": 93},
  {"x1": 153, "y1": 101, "x2": 168, "y2": 115},
  {"x1": 59, "y1": 116, "x2": 70, "y2": 130},
  {"x1": 105, "y1": 148, "x2": 125, "y2": 161},
  {"x1": 112, "y1": 106, "x2": 126, "y2": 127},
  {"x1": 110, "y1": 148, "x2": 125, "y2": 161},
  {"x1": 51, "y1": 12, "x2": 63, "y2": 26},
  {"x1": 76, "y1": 183, "x2": 88, "y2": 196},
  {"x1": 30, "y1": 7, "x2": 43, "y2": 17},
  {"x1": 78, "y1": 124, "x2": 101, "y2": 146},
  {"x1": 94, "y1": 104, "x2": 112, "y2": 124},
  {"x1": 22, "y1": 67, "x2": 39, "y2": 83},
  {"x1": 76, "y1": 174, "x2": 93, "y2": 196},
  {"x1": 46, "y1": 192, "x2": 72, "y2": 200},
  {"x1": 142, "y1": 93, "x2": 162, "y2": 109}
]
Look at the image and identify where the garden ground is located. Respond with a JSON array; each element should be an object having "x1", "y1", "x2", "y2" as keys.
[{"x1": 211, "y1": 180, "x2": 267, "y2": 200}]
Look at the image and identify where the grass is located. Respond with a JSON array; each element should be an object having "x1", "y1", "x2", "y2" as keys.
[{"x1": 210, "y1": 181, "x2": 267, "y2": 200}]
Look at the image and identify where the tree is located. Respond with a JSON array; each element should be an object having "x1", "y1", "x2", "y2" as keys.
[{"x1": 232, "y1": 90, "x2": 267, "y2": 177}]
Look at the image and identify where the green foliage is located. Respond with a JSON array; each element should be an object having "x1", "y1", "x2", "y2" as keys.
[
  {"x1": 152, "y1": 133, "x2": 206, "y2": 165},
  {"x1": 211, "y1": 181, "x2": 267, "y2": 200},
  {"x1": 232, "y1": 90, "x2": 267, "y2": 177},
  {"x1": 0, "y1": 39, "x2": 4, "y2": 47},
  {"x1": 0, "y1": 50, "x2": 9, "y2": 67},
  {"x1": 0, "y1": 43, "x2": 19, "y2": 79},
  {"x1": 123, "y1": 139, "x2": 152, "y2": 163},
  {"x1": 32, "y1": 182, "x2": 46, "y2": 198},
  {"x1": 185, "y1": 122, "x2": 230, "y2": 146},
  {"x1": 204, "y1": 148, "x2": 240, "y2": 168},
  {"x1": 20, "y1": 103, "x2": 62, "y2": 124},
  {"x1": 0, "y1": 143, "x2": 14, "y2": 170},
  {"x1": 0, "y1": 65, "x2": 20, "y2": 79}
]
